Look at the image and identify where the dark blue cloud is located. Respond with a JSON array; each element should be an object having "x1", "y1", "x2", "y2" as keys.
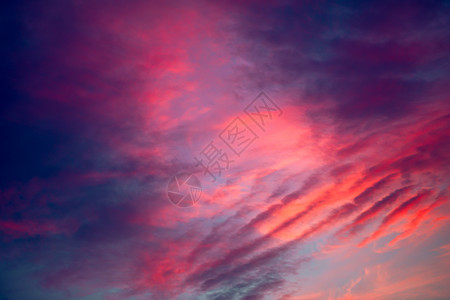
[{"x1": 226, "y1": 0, "x2": 450, "y2": 122}]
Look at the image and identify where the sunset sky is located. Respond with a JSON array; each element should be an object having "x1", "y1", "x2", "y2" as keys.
[{"x1": 1, "y1": 0, "x2": 449, "y2": 299}]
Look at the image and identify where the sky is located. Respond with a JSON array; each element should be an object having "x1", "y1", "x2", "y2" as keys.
[{"x1": 0, "y1": 0, "x2": 449, "y2": 299}]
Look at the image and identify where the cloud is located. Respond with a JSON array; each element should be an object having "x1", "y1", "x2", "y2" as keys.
[
  {"x1": 359, "y1": 189, "x2": 434, "y2": 247},
  {"x1": 1, "y1": 0, "x2": 449, "y2": 299}
]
